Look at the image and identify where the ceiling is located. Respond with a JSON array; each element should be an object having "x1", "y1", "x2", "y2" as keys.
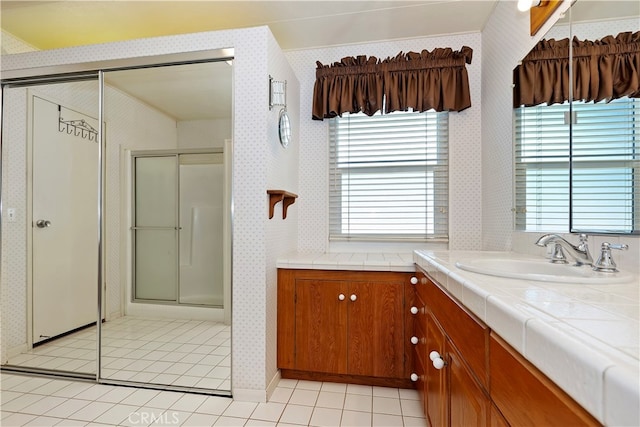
[{"x1": 1, "y1": 1, "x2": 498, "y2": 52}]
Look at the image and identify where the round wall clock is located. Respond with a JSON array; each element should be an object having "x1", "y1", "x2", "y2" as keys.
[{"x1": 278, "y1": 108, "x2": 291, "y2": 148}]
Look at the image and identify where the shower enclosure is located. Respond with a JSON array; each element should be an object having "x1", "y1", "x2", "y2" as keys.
[{"x1": 132, "y1": 151, "x2": 230, "y2": 309}]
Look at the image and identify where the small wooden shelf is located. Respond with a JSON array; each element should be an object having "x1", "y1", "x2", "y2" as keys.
[{"x1": 267, "y1": 190, "x2": 298, "y2": 219}]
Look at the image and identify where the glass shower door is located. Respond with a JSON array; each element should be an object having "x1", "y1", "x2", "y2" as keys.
[{"x1": 133, "y1": 156, "x2": 178, "y2": 301}]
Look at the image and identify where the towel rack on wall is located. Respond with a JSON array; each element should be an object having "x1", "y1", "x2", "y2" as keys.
[{"x1": 267, "y1": 190, "x2": 298, "y2": 219}]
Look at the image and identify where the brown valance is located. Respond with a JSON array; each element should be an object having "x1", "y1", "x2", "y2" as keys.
[
  {"x1": 312, "y1": 46, "x2": 473, "y2": 120},
  {"x1": 513, "y1": 31, "x2": 640, "y2": 108}
]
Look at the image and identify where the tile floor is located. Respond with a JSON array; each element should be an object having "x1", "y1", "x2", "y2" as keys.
[
  {"x1": 6, "y1": 317, "x2": 231, "y2": 391},
  {"x1": 0, "y1": 374, "x2": 427, "y2": 426}
]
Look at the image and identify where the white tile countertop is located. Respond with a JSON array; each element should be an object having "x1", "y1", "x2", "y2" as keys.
[
  {"x1": 414, "y1": 250, "x2": 639, "y2": 427},
  {"x1": 276, "y1": 252, "x2": 415, "y2": 272}
]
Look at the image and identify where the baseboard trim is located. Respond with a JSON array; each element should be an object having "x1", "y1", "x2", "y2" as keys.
[{"x1": 231, "y1": 387, "x2": 267, "y2": 403}]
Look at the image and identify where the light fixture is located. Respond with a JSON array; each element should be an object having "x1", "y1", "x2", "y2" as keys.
[{"x1": 517, "y1": 0, "x2": 541, "y2": 12}]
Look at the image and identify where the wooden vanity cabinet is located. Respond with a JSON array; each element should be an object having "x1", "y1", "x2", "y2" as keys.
[
  {"x1": 412, "y1": 267, "x2": 602, "y2": 427},
  {"x1": 278, "y1": 269, "x2": 413, "y2": 386},
  {"x1": 411, "y1": 270, "x2": 490, "y2": 426}
]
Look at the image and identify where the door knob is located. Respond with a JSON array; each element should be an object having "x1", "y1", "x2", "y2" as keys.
[
  {"x1": 338, "y1": 294, "x2": 345, "y2": 301},
  {"x1": 410, "y1": 276, "x2": 418, "y2": 285},
  {"x1": 430, "y1": 350, "x2": 446, "y2": 370},
  {"x1": 350, "y1": 294, "x2": 357, "y2": 302},
  {"x1": 36, "y1": 220, "x2": 51, "y2": 228}
]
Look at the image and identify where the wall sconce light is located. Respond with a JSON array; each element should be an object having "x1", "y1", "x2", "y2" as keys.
[{"x1": 517, "y1": 0, "x2": 541, "y2": 12}]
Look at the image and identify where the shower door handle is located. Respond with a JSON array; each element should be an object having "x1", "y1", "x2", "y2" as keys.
[{"x1": 35, "y1": 219, "x2": 52, "y2": 228}]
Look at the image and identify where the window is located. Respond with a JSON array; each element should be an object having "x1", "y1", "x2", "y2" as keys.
[
  {"x1": 515, "y1": 97, "x2": 640, "y2": 233},
  {"x1": 329, "y1": 110, "x2": 448, "y2": 241}
]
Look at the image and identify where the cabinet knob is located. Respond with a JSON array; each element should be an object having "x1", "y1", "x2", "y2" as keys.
[
  {"x1": 410, "y1": 306, "x2": 419, "y2": 315},
  {"x1": 338, "y1": 294, "x2": 345, "y2": 301},
  {"x1": 411, "y1": 336, "x2": 419, "y2": 345},
  {"x1": 410, "y1": 373, "x2": 419, "y2": 382},
  {"x1": 350, "y1": 294, "x2": 357, "y2": 302},
  {"x1": 429, "y1": 350, "x2": 446, "y2": 370},
  {"x1": 410, "y1": 276, "x2": 418, "y2": 285}
]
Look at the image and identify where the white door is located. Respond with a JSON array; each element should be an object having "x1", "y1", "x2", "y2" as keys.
[{"x1": 32, "y1": 95, "x2": 99, "y2": 343}]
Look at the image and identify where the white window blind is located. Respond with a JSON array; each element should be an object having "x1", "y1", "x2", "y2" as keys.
[
  {"x1": 329, "y1": 110, "x2": 448, "y2": 241},
  {"x1": 515, "y1": 97, "x2": 640, "y2": 233}
]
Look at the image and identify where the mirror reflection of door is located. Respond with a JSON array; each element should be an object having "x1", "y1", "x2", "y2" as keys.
[
  {"x1": 1, "y1": 80, "x2": 100, "y2": 376},
  {"x1": 32, "y1": 96, "x2": 99, "y2": 344},
  {"x1": 100, "y1": 60, "x2": 233, "y2": 393}
]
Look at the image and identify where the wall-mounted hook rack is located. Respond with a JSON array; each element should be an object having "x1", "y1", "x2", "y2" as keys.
[
  {"x1": 58, "y1": 105, "x2": 98, "y2": 142},
  {"x1": 267, "y1": 190, "x2": 298, "y2": 219}
]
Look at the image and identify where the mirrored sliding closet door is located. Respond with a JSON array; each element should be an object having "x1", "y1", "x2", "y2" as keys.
[
  {"x1": 99, "y1": 59, "x2": 233, "y2": 394},
  {"x1": 1, "y1": 77, "x2": 100, "y2": 378}
]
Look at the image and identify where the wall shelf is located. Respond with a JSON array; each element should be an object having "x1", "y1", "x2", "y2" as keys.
[{"x1": 267, "y1": 190, "x2": 298, "y2": 219}]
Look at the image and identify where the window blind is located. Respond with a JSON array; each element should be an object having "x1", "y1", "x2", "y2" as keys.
[
  {"x1": 329, "y1": 110, "x2": 449, "y2": 241},
  {"x1": 515, "y1": 97, "x2": 639, "y2": 233}
]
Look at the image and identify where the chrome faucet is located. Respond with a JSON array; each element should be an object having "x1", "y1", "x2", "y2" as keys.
[{"x1": 535, "y1": 234, "x2": 593, "y2": 266}]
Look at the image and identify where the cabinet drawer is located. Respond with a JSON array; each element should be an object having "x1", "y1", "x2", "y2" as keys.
[
  {"x1": 425, "y1": 276, "x2": 489, "y2": 390},
  {"x1": 490, "y1": 333, "x2": 600, "y2": 427}
]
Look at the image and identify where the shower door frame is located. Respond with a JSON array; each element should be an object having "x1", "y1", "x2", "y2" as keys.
[{"x1": 130, "y1": 148, "x2": 226, "y2": 307}]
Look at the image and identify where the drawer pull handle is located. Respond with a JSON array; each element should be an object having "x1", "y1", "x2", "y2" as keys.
[
  {"x1": 410, "y1": 276, "x2": 418, "y2": 285},
  {"x1": 410, "y1": 373, "x2": 419, "y2": 382},
  {"x1": 411, "y1": 336, "x2": 419, "y2": 345},
  {"x1": 338, "y1": 294, "x2": 345, "y2": 301},
  {"x1": 350, "y1": 294, "x2": 357, "y2": 302},
  {"x1": 410, "y1": 306, "x2": 419, "y2": 315},
  {"x1": 430, "y1": 350, "x2": 446, "y2": 370}
]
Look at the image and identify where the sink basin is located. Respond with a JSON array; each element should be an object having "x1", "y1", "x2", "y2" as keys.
[{"x1": 455, "y1": 258, "x2": 634, "y2": 284}]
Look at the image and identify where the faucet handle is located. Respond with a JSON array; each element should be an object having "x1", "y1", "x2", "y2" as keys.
[
  {"x1": 593, "y1": 242, "x2": 628, "y2": 273},
  {"x1": 577, "y1": 234, "x2": 589, "y2": 250},
  {"x1": 606, "y1": 243, "x2": 629, "y2": 251}
]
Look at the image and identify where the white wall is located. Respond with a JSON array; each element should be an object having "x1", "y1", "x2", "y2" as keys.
[
  {"x1": 285, "y1": 32, "x2": 483, "y2": 253},
  {"x1": 177, "y1": 119, "x2": 231, "y2": 149},
  {"x1": 265, "y1": 30, "x2": 301, "y2": 393}
]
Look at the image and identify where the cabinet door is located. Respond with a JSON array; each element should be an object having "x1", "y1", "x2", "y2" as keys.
[
  {"x1": 295, "y1": 279, "x2": 348, "y2": 374},
  {"x1": 489, "y1": 333, "x2": 600, "y2": 427},
  {"x1": 448, "y1": 340, "x2": 489, "y2": 427},
  {"x1": 348, "y1": 280, "x2": 404, "y2": 378},
  {"x1": 426, "y1": 311, "x2": 447, "y2": 427}
]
